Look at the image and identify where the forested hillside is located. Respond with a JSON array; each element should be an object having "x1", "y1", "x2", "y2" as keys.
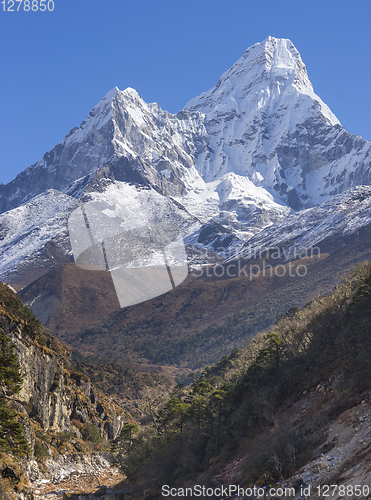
[{"x1": 121, "y1": 263, "x2": 371, "y2": 497}]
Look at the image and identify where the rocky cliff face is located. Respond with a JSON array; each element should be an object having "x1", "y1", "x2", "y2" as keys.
[
  {"x1": 0, "y1": 282, "x2": 126, "y2": 498},
  {"x1": 0, "y1": 87, "x2": 208, "y2": 215},
  {"x1": 1, "y1": 316, "x2": 124, "y2": 440}
]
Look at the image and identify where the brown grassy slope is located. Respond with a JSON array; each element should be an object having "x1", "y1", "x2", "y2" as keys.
[{"x1": 20, "y1": 264, "x2": 120, "y2": 332}]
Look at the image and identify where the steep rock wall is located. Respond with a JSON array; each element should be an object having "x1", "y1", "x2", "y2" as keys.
[{"x1": 0, "y1": 314, "x2": 125, "y2": 439}]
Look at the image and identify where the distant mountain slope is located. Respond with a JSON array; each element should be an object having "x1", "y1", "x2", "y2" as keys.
[
  {"x1": 19, "y1": 221, "x2": 371, "y2": 370},
  {"x1": 232, "y1": 185, "x2": 371, "y2": 263},
  {"x1": 1, "y1": 36, "x2": 371, "y2": 324}
]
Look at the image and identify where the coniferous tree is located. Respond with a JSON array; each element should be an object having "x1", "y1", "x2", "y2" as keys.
[{"x1": 0, "y1": 328, "x2": 30, "y2": 455}]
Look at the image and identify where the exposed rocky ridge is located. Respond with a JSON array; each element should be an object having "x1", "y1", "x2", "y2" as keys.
[{"x1": 0, "y1": 87, "x2": 208, "y2": 215}]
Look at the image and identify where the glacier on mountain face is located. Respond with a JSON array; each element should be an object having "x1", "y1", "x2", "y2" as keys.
[{"x1": 184, "y1": 36, "x2": 368, "y2": 211}]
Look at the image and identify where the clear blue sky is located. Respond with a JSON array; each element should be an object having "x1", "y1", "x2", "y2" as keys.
[{"x1": 1, "y1": 0, "x2": 370, "y2": 185}]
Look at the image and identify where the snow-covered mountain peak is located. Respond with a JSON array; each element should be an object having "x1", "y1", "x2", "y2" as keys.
[
  {"x1": 102, "y1": 86, "x2": 120, "y2": 102},
  {"x1": 184, "y1": 37, "x2": 344, "y2": 200},
  {"x1": 119, "y1": 87, "x2": 140, "y2": 98},
  {"x1": 185, "y1": 37, "x2": 337, "y2": 125},
  {"x1": 112, "y1": 87, "x2": 149, "y2": 122},
  {"x1": 75, "y1": 86, "x2": 144, "y2": 136},
  {"x1": 259, "y1": 36, "x2": 313, "y2": 92}
]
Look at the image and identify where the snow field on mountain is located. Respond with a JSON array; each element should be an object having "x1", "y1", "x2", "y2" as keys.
[
  {"x1": 0, "y1": 190, "x2": 76, "y2": 277},
  {"x1": 235, "y1": 186, "x2": 371, "y2": 262}
]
